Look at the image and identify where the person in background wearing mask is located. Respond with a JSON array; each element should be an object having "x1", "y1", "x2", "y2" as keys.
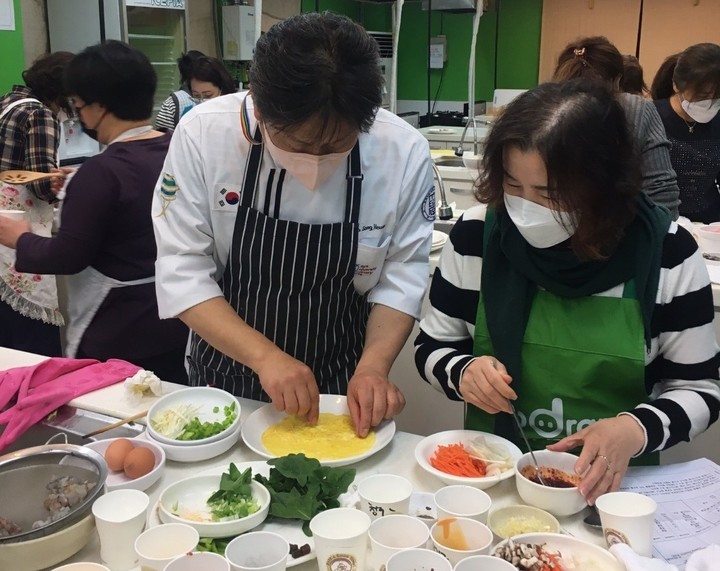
[
  {"x1": 552, "y1": 37, "x2": 680, "y2": 219},
  {"x1": 188, "y1": 57, "x2": 236, "y2": 103},
  {"x1": 152, "y1": 14, "x2": 434, "y2": 437},
  {"x1": 0, "y1": 41, "x2": 188, "y2": 382},
  {"x1": 154, "y1": 50, "x2": 206, "y2": 132},
  {"x1": 415, "y1": 80, "x2": 720, "y2": 504},
  {"x1": 651, "y1": 43, "x2": 720, "y2": 223},
  {"x1": 0, "y1": 51, "x2": 73, "y2": 356}
]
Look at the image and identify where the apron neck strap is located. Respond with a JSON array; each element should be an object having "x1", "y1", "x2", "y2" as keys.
[
  {"x1": 344, "y1": 142, "x2": 363, "y2": 224},
  {"x1": 241, "y1": 126, "x2": 264, "y2": 209}
]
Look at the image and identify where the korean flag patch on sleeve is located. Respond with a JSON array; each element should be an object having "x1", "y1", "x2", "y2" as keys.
[{"x1": 213, "y1": 184, "x2": 243, "y2": 211}]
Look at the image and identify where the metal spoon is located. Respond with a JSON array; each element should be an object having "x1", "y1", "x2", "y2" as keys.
[
  {"x1": 509, "y1": 403, "x2": 548, "y2": 486},
  {"x1": 583, "y1": 505, "x2": 603, "y2": 529}
]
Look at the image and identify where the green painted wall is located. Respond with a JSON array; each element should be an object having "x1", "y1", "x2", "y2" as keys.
[
  {"x1": 496, "y1": 0, "x2": 542, "y2": 88},
  {"x1": 0, "y1": 0, "x2": 25, "y2": 93}
]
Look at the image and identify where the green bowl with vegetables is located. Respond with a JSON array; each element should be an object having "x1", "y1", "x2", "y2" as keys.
[
  {"x1": 158, "y1": 465, "x2": 270, "y2": 538},
  {"x1": 148, "y1": 387, "x2": 241, "y2": 447}
]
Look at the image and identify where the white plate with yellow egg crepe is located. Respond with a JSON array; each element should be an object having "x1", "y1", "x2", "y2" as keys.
[{"x1": 241, "y1": 394, "x2": 396, "y2": 467}]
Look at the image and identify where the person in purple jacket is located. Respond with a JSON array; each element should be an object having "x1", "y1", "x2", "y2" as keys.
[{"x1": 0, "y1": 41, "x2": 188, "y2": 383}]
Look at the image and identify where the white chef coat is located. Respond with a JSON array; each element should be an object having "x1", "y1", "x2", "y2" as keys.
[{"x1": 153, "y1": 92, "x2": 434, "y2": 320}]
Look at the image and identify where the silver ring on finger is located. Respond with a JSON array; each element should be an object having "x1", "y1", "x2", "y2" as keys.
[{"x1": 596, "y1": 454, "x2": 612, "y2": 472}]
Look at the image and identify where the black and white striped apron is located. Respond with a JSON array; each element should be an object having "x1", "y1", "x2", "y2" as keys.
[{"x1": 187, "y1": 129, "x2": 370, "y2": 399}]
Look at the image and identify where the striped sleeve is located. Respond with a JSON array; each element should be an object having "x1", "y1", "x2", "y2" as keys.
[
  {"x1": 630, "y1": 225, "x2": 720, "y2": 453},
  {"x1": 414, "y1": 207, "x2": 486, "y2": 400},
  {"x1": 154, "y1": 96, "x2": 177, "y2": 131}
]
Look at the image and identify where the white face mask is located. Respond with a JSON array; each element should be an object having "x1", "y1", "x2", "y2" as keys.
[
  {"x1": 680, "y1": 96, "x2": 720, "y2": 123},
  {"x1": 262, "y1": 126, "x2": 353, "y2": 191},
  {"x1": 504, "y1": 193, "x2": 577, "y2": 249}
]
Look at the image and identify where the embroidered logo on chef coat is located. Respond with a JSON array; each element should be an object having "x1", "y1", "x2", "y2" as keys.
[
  {"x1": 422, "y1": 186, "x2": 436, "y2": 221},
  {"x1": 157, "y1": 173, "x2": 178, "y2": 217},
  {"x1": 214, "y1": 185, "x2": 243, "y2": 211}
]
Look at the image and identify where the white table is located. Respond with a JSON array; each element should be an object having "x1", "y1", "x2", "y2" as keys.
[{"x1": 0, "y1": 348, "x2": 607, "y2": 571}]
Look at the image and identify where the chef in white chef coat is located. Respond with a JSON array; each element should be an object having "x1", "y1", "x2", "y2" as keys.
[{"x1": 152, "y1": 13, "x2": 434, "y2": 437}]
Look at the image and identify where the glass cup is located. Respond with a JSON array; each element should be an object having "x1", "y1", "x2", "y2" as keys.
[
  {"x1": 309, "y1": 507, "x2": 371, "y2": 571},
  {"x1": 91, "y1": 489, "x2": 149, "y2": 571},
  {"x1": 357, "y1": 474, "x2": 413, "y2": 519},
  {"x1": 596, "y1": 491, "x2": 657, "y2": 557}
]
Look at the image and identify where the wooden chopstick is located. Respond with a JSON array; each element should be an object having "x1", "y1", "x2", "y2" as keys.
[{"x1": 81, "y1": 409, "x2": 148, "y2": 439}]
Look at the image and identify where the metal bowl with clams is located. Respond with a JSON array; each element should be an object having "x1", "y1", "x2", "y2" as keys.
[{"x1": 0, "y1": 443, "x2": 107, "y2": 544}]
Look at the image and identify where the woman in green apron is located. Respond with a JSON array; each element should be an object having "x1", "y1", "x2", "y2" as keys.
[{"x1": 415, "y1": 79, "x2": 720, "y2": 505}]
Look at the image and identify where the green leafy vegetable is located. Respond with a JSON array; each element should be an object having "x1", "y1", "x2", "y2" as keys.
[
  {"x1": 197, "y1": 536, "x2": 233, "y2": 555},
  {"x1": 254, "y1": 453, "x2": 355, "y2": 536},
  {"x1": 176, "y1": 401, "x2": 238, "y2": 441},
  {"x1": 207, "y1": 462, "x2": 260, "y2": 520}
]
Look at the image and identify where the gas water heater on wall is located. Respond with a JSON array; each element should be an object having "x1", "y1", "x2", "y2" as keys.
[{"x1": 222, "y1": 4, "x2": 256, "y2": 61}]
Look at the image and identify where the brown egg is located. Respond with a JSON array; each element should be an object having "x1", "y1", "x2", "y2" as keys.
[
  {"x1": 104, "y1": 438, "x2": 135, "y2": 472},
  {"x1": 123, "y1": 446, "x2": 156, "y2": 480}
]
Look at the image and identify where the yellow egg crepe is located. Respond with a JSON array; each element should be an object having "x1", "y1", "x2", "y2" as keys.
[{"x1": 261, "y1": 413, "x2": 376, "y2": 460}]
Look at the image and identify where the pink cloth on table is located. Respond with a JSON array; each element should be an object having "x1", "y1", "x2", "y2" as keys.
[{"x1": 0, "y1": 357, "x2": 141, "y2": 453}]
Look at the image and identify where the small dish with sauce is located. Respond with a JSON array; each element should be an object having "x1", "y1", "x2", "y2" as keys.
[{"x1": 514, "y1": 450, "x2": 587, "y2": 516}]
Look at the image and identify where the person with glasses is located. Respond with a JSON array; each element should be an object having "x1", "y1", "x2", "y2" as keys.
[
  {"x1": 0, "y1": 51, "x2": 74, "y2": 356},
  {"x1": 188, "y1": 57, "x2": 236, "y2": 103},
  {"x1": 0, "y1": 41, "x2": 188, "y2": 382},
  {"x1": 651, "y1": 43, "x2": 720, "y2": 223}
]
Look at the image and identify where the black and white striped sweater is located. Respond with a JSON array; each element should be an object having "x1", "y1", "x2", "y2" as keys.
[{"x1": 414, "y1": 206, "x2": 720, "y2": 454}]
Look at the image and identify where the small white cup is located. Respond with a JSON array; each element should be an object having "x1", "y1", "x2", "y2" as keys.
[
  {"x1": 596, "y1": 491, "x2": 657, "y2": 557},
  {"x1": 225, "y1": 531, "x2": 289, "y2": 571},
  {"x1": 134, "y1": 522, "x2": 199, "y2": 571},
  {"x1": 164, "y1": 552, "x2": 231, "y2": 571},
  {"x1": 386, "y1": 548, "x2": 453, "y2": 571},
  {"x1": 434, "y1": 486, "x2": 492, "y2": 524},
  {"x1": 453, "y1": 555, "x2": 516, "y2": 571},
  {"x1": 369, "y1": 514, "x2": 431, "y2": 571},
  {"x1": 53, "y1": 564, "x2": 111, "y2": 571},
  {"x1": 430, "y1": 517, "x2": 493, "y2": 567},
  {"x1": 0, "y1": 209, "x2": 25, "y2": 221},
  {"x1": 357, "y1": 474, "x2": 413, "y2": 519},
  {"x1": 91, "y1": 489, "x2": 149, "y2": 571},
  {"x1": 309, "y1": 507, "x2": 371, "y2": 571}
]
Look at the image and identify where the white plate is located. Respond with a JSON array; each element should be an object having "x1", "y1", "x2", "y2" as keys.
[
  {"x1": 148, "y1": 461, "x2": 317, "y2": 567},
  {"x1": 431, "y1": 231, "x2": 448, "y2": 252},
  {"x1": 241, "y1": 395, "x2": 396, "y2": 467},
  {"x1": 142, "y1": 422, "x2": 241, "y2": 463},
  {"x1": 84, "y1": 437, "x2": 165, "y2": 492},
  {"x1": 158, "y1": 474, "x2": 270, "y2": 538},
  {"x1": 493, "y1": 533, "x2": 623, "y2": 570},
  {"x1": 414, "y1": 429, "x2": 522, "y2": 490},
  {"x1": 147, "y1": 387, "x2": 241, "y2": 446}
]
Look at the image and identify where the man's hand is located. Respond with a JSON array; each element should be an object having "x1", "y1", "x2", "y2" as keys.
[
  {"x1": 0, "y1": 215, "x2": 31, "y2": 248},
  {"x1": 255, "y1": 348, "x2": 320, "y2": 424},
  {"x1": 548, "y1": 415, "x2": 645, "y2": 505},
  {"x1": 347, "y1": 366, "x2": 405, "y2": 438},
  {"x1": 50, "y1": 167, "x2": 75, "y2": 196}
]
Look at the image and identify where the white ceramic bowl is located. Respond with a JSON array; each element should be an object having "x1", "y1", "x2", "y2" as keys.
[
  {"x1": 0, "y1": 513, "x2": 95, "y2": 571},
  {"x1": 514, "y1": 450, "x2": 586, "y2": 516},
  {"x1": 144, "y1": 421, "x2": 242, "y2": 463},
  {"x1": 461, "y1": 153, "x2": 482, "y2": 171},
  {"x1": 492, "y1": 532, "x2": 623, "y2": 570},
  {"x1": 486, "y1": 504, "x2": 560, "y2": 539},
  {"x1": 84, "y1": 437, "x2": 165, "y2": 492},
  {"x1": 158, "y1": 474, "x2": 270, "y2": 538},
  {"x1": 695, "y1": 224, "x2": 720, "y2": 255},
  {"x1": 147, "y1": 387, "x2": 241, "y2": 446},
  {"x1": 241, "y1": 394, "x2": 396, "y2": 467},
  {"x1": 414, "y1": 430, "x2": 521, "y2": 490}
]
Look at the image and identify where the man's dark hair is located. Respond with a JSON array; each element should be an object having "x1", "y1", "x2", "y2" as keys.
[
  {"x1": 476, "y1": 79, "x2": 640, "y2": 261},
  {"x1": 22, "y1": 51, "x2": 74, "y2": 111},
  {"x1": 64, "y1": 40, "x2": 156, "y2": 121},
  {"x1": 651, "y1": 43, "x2": 720, "y2": 100},
  {"x1": 249, "y1": 12, "x2": 383, "y2": 136},
  {"x1": 189, "y1": 57, "x2": 236, "y2": 95}
]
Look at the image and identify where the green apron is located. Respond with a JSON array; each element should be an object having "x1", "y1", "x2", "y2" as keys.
[{"x1": 467, "y1": 215, "x2": 658, "y2": 466}]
